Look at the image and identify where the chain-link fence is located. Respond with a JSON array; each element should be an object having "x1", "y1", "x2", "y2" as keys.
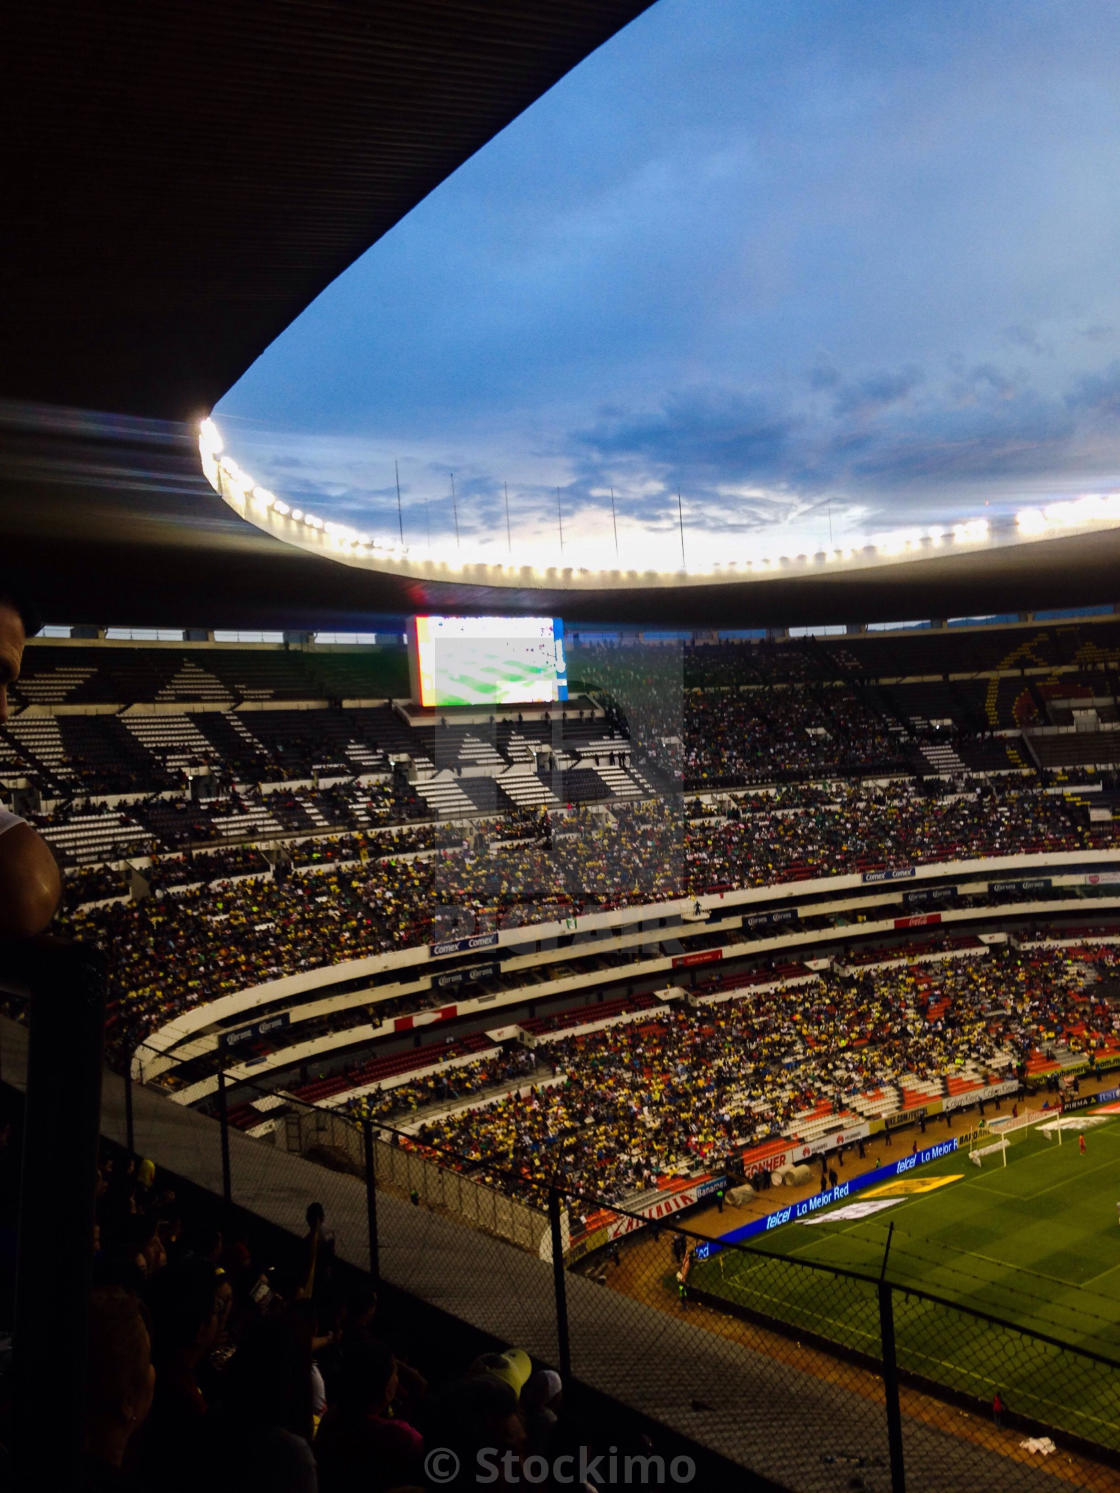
[
  {"x1": 7, "y1": 988, "x2": 1118, "y2": 1493},
  {"x1": 554, "y1": 1189, "x2": 1120, "y2": 1492},
  {"x1": 170, "y1": 1062, "x2": 1120, "y2": 1493}
]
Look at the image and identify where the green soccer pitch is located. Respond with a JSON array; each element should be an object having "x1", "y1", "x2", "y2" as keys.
[{"x1": 689, "y1": 1116, "x2": 1120, "y2": 1450}]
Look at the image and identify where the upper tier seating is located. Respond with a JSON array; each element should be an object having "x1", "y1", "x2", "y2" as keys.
[
  {"x1": 1030, "y1": 732, "x2": 1120, "y2": 771},
  {"x1": 7, "y1": 621, "x2": 1120, "y2": 807},
  {"x1": 302, "y1": 647, "x2": 412, "y2": 699}
]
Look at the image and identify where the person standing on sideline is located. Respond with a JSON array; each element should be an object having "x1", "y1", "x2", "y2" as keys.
[
  {"x1": 992, "y1": 1390, "x2": 1005, "y2": 1429},
  {"x1": 1079, "y1": 1133, "x2": 1087, "y2": 1155}
]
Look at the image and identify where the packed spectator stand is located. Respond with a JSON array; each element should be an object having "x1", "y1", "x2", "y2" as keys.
[
  {"x1": 8, "y1": 619, "x2": 1120, "y2": 1489},
  {"x1": 7, "y1": 620, "x2": 1120, "y2": 1170},
  {"x1": 1, "y1": 620, "x2": 1116, "y2": 1018},
  {"x1": 340, "y1": 940, "x2": 1120, "y2": 1206}
]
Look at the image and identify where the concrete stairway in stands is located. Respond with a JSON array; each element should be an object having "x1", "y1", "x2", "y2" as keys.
[{"x1": 414, "y1": 770, "x2": 477, "y2": 818}]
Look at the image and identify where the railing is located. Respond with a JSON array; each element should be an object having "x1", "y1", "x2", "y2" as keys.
[
  {"x1": 6, "y1": 966, "x2": 1120, "y2": 1491},
  {"x1": 188, "y1": 1062, "x2": 1120, "y2": 1492}
]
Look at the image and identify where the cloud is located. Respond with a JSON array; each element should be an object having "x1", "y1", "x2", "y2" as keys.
[
  {"x1": 1067, "y1": 360, "x2": 1120, "y2": 421},
  {"x1": 807, "y1": 359, "x2": 841, "y2": 391},
  {"x1": 574, "y1": 387, "x2": 796, "y2": 487},
  {"x1": 213, "y1": 0, "x2": 1120, "y2": 568},
  {"x1": 565, "y1": 364, "x2": 1084, "y2": 526},
  {"x1": 1003, "y1": 324, "x2": 1049, "y2": 357},
  {"x1": 226, "y1": 336, "x2": 1120, "y2": 566},
  {"x1": 845, "y1": 389, "x2": 1077, "y2": 497},
  {"x1": 947, "y1": 362, "x2": 1019, "y2": 405},
  {"x1": 831, "y1": 366, "x2": 924, "y2": 420}
]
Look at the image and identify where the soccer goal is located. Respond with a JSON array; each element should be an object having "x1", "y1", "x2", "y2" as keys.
[
  {"x1": 970, "y1": 1108, "x2": 1077, "y2": 1168},
  {"x1": 970, "y1": 1136, "x2": 1009, "y2": 1168}
]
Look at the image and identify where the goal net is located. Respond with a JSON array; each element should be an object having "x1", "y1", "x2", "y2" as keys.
[
  {"x1": 970, "y1": 1137, "x2": 1009, "y2": 1168},
  {"x1": 970, "y1": 1107, "x2": 1077, "y2": 1168}
]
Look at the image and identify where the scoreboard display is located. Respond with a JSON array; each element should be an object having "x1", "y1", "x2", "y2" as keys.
[{"x1": 408, "y1": 615, "x2": 568, "y2": 707}]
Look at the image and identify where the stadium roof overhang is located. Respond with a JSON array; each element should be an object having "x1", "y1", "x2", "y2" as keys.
[
  {"x1": 4, "y1": 0, "x2": 1120, "y2": 632},
  {"x1": 9, "y1": 410, "x2": 1120, "y2": 631}
]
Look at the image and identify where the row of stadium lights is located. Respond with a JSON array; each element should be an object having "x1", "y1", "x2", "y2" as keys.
[{"x1": 199, "y1": 418, "x2": 1120, "y2": 580}]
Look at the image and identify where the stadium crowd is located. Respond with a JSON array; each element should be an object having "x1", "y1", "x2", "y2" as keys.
[
  {"x1": 0, "y1": 1125, "x2": 625, "y2": 1492},
  {"x1": 49, "y1": 778, "x2": 1117, "y2": 1063},
  {"x1": 684, "y1": 684, "x2": 903, "y2": 784},
  {"x1": 344, "y1": 944, "x2": 1120, "y2": 1205},
  {"x1": 349, "y1": 1049, "x2": 544, "y2": 1125}
]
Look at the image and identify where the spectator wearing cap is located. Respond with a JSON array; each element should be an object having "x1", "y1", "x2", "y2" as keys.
[
  {"x1": 470, "y1": 1348, "x2": 532, "y2": 1402},
  {"x1": 422, "y1": 1366, "x2": 527, "y2": 1492}
]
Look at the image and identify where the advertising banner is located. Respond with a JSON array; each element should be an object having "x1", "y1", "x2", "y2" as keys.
[
  {"x1": 219, "y1": 1011, "x2": 290, "y2": 1050},
  {"x1": 861, "y1": 867, "x2": 916, "y2": 884},
  {"x1": 605, "y1": 1175, "x2": 729, "y2": 1240},
  {"x1": 738, "y1": 1142, "x2": 806, "y2": 1174},
  {"x1": 429, "y1": 932, "x2": 500, "y2": 958},
  {"x1": 743, "y1": 907, "x2": 800, "y2": 931},
  {"x1": 902, "y1": 885, "x2": 960, "y2": 908},
  {"x1": 566, "y1": 1226, "x2": 610, "y2": 1264},
  {"x1": 942, "y1": 1077, "x2": 1018, "y2": 1112},
  {"x1": 1058, "y1": 1092, "x2": 1092, "y2": 1113},
  {"x1": 432, "y1": 960, "x2": 501, "y2": 989},
  {"x1": 694, "y1": 1139, "x2": 959, "y2": 1258},
  {"x1": 737, "y1": 1127, "x2": 871, "y2": 1173},
  {"x1": 672, "y1": 949, "x2": 723, "y2": 969}
]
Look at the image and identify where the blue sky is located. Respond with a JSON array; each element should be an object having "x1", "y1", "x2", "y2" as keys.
[{"x1": 215, "y1": 0, "x2": 1120, "y2": 572}]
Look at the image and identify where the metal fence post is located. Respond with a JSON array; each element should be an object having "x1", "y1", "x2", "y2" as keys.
[
  {"x1": 124, "y1": 1043, "x2": 135, "y2": 1157},
  {"x1": 8, "y1": 939, "x2": 106, "y2": 1492},
  {"x1": 878, "y1": 1280, "x2": 907, "y2": 1493},
  {"x1": 363, "y1": 1119, "x2": 380, "y2": 1283},
  {"x1": 216, "y1": 1067, "x2": 232, "y2": 1207},
  {"x1": 548, "y1": 1187, "x2": 572, "y2": 1382}
]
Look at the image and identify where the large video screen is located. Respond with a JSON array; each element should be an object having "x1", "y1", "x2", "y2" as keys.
[{"x1": 408, "y1": 616, "x2": 568, "y2": 707}]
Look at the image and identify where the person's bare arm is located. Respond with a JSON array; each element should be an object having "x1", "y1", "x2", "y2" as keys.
[{"x1": 0, "y1": 815, "x2": 62, "y2": 938}]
